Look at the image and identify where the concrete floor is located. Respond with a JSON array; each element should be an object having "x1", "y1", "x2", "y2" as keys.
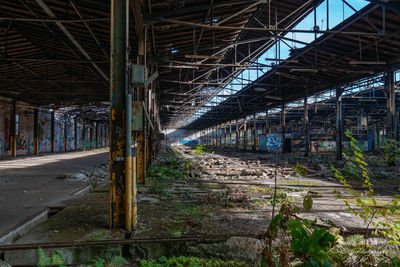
[{"x1": 0, "y1": 149, "x2": 108, "y2": 236}]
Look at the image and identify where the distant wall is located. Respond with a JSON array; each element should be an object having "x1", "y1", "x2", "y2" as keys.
[
  {"x1": 164, "y1": 129, "x2": 201, "y2": 146},
  {"x1": 0, "y1": 101, "x2": 108, "y2": 157}
]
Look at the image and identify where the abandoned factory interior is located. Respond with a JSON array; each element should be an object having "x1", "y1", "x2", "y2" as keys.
[{"x1": 1, "y1": 0, "x2": 400, "y2": 266}]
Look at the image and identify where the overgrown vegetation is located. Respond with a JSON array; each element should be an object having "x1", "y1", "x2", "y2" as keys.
[
  {"x1": 37, "y1": 247, "x2": 65, "y2": 267},
  {"x1": 140, "y1": 256, "x2": 246, "y2": 267},
  {"x1": 193, "y1": 144, "x2": 206, "y2": 155},
  {"x1": 262, "y1": 203, "x2": 336, "y2": 266},
  {"x1": 384, "y1": 139, "x2": 400, "y2": 166},
  {"x1": 331, "y1": 131, "x2": 400, "y2": 245},
  {"x1": 37, "y1": 247, "x2": 128, "y2": 267}
]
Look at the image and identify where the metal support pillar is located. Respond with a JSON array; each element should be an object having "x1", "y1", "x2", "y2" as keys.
[
  {"x1": 304, "y1": 96, "x2": 310, "y2": 157},
  {"x1": 100, "y1": 124, "x2": 103, "y2": 148},
  {"x1": 336, "y1": 88, "x2": 344, "y2": 160},
  {"x1": 10, "y1": 101, "x2": 17, "y2": 157},
  {"x1": 110, "y1": 0, "x2": 134, "y2": 230},
  {"x1": 243, "y1": 119, "x2": 247, "y2": 151},
  {"x1": 50, "y1": 111, "x2": 55, "y2": 153},
  {"x1": 386, "y1": 71, "x2": 397, "y2": 140},
  {"x1": 33, "y1": 108, "x2": 39, "y2": 155},
  {"x1": 64, "y1": 117, "x2": 68, "y2": 152},
  {"x1": 266, "y1": 109, "x2": 270, "y2": 134},
  {"x1": 95, "y1": 122, "x2": 99, "y2": 148},
  {"x1": 90, "y1": 126, "x2": 93, "y2": 149},
  {"x1": 82, "y1": 123, "x2": 86, "y2": 151},
  {"x1": 224, "y1": 123, "x2": 227, "y2": 148},
  {"x1": 236, "y1": 120, "x2": 239, "y2": 151},
  {"x1": 253, "y1": 113, "x2": 256, "y2": 151},
  {"x1": 281, "y1": 104, "x2": 286, "y2": 154},
  {"x1": 74, "y1": 118, "x2": 78, "y2": 151},
  {"x1": 229, "y1": 121, "x2": 232, "y2": 148},
  {"x1": 219, "y1": 124, "x2": 222, "y2": 147}
]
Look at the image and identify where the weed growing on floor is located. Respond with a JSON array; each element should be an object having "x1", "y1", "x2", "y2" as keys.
[
  {"x1": 384, "y1": 139, "x2": 400, "y2": 166},
  {"x1": 184, "y1": 159, "x2": 191, "y2": 184},
  {"x1": 87, "y1": 256, "x2": 128, "y2": 267},
  {"x1": 262, "y1": 203, "x2": 335, "y2": 267},
  {"x1": 140, "y1": 256, "x2": 246, "y2": 266},
  {"x1": 193, "y1": 144, "x2": 206, "y2": 155},
  {"x1": 146, "y1": 165, "x2": 184, "y2": 180},
  {"x1": 331, "y1": 131, "x2": 400, "y2": 245},
  {"x1": 37, "y1": 247, "x2": 66, "y2": 267}
]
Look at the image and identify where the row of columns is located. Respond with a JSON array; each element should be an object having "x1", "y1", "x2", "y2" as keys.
[
  {"x1": 201, "y1": 70, "x2": 397, "y2": 160},
  {"x1": 8, "y1": 104, "x2": 108, "y2": 158}
]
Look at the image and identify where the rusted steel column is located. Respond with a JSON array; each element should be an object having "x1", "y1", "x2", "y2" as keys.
[
  {"x1": 110, "y1": 0, "x2": 129, "y2": 230},
  {"x1": 236, "y1": 120, "x2": 239, "y2": 151},
  {"x1": 304, "y1": 96, "x2": 310, "y2": 157},
  {"x1": 74, "y1": 118, "x2": 78, "y2": 151},
  {"x1": 229, "y1": 121, "x2": 232, "y2": 148},
  {"x1": 33, "y1": 108, "x2": 39, "y2": 155},
  {"x1": 90, "y1": 126, "x2": 93, "y2": 149},
  {"x1": 253, "y1": 113, "x2": 256, "y2": 151},
  {"x1": 82, "y1": 123, "x2": 86, "y2": 151},
  {"x1": 95, "y1": 122, "x2": 98, "y2": 148},
  {"x1": 281, "y1": 104, "x2": 286, "y2": 154},
  {"x1": 10, "y1": 101, "x2": 16, "y2": 157},
  {"x1": 386, "y1": 71, "x2": 397, "y2": 140},
  {"x1": 243, "y1": 119, "x2": 247, "y2": 151},
  {"x1": 50, "y1": 111, "x2": 55, "y2": 153},
  {"x1": 219, "y1": 124, "x2": 222, "y2": 147},
  {"x1": 64, "y1": 117, "x2": 68, "y2": 152},
  {"x1": 101, "y1": 124, "x2": 104, "y2": 148},
  {"x1": 336, "y1": 88, "x2": 343, "y2": 160}
]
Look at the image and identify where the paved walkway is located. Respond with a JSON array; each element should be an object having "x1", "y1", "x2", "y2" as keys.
[{"x1": 0, "y1": 149, "x2": 108, "y2": 237}]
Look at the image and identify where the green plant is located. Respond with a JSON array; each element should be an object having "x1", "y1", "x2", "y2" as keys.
[
  {"x1": 184, "y1": 159, "x2": 191, "y2": 184},
  {"x1": 193, "y1": 144, "x2": 206, "y2": 155},
  {"x1": 87, "y1": 256, "x2": 128, "y2": 267},
  {"x1": 146, "y1": 165, "x2": 184, "y2": 180},
  {"x1": 384, "y1": 139, "x2": 400, "y2": 166},
  {"x1": 288, "y1": 219, "x2": 335, "y2": 266},
  {"x1": 37, "y1": 247, "x2": 66, "y2": 267},
  {"x1": 331, "y1": 131, "x2": 400, "y2": 245},
  {"x1": 140, "y1": 256, "x2": 246, "y2": 266},
  {"x1": 262, "y1": 203, "x2": 335, "y2": 267}
]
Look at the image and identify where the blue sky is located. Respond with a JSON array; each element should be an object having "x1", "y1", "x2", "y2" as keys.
[{"x1": 186, "y1": 0, "x2": 371, "y2": 124}]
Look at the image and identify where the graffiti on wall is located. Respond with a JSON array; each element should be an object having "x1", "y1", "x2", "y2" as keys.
[
  {"x1": 258, "y1": 134, "x2": 282, "y2": 151},
  {"x1": 179, "y1": 139, "x2": 200, "y2": 146},
  {"x1": 311, "y1": 141, "x2": 336, "y2": 152}
]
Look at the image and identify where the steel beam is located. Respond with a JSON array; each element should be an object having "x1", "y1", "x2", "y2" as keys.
[
  {"x1": 90, "y1": 126, "x2": 93, "y2": 149},
  {"x1": 35, "y1": 0, "x2": 109, "y2": 82},
  {"x1": 386, "y1": 71, "x2": 397, "y2": 140},
  {"x1": 252, "y1": 113, "x2": 256, "y2": 151},
  {"x1": 74, "y1": 119, "x2": 78, "y2": 151},
  {"x1": 336, "y1": 88, "x2": 344, "y2": 160},
  {"x1": 82, "y1": 123, "x2": 86, "y2": 151},
  {"x1": 95, "y1": 123, "x2": 99, "y2": 148},
  {"x1": 110, "y1": 0, "x2": 129, "y2": 230},
  {"x1": 50, "y1": 111, "x2": 55, "y2": 153},
  {"x1": 304, "y1": 96, "x2": 309, "y2": 157},
  {"x1": 33, "y1": 108, "x2": 39, "y2": 155},
  {"x1": 243, "y1": 119, "x2": 247, "y2": 151},
  {"x1": 64, "y1": 118, "x2": 68, "y2": 152},
  {"x1": 10, "y1": 101, "x2": 16, "y2": 158},
  {"x1": 281, "y1": 104, "x2": 286, "y2": 154},
  {"x1": 236, "y1": 120, "x2": 239, "y2": 151}
]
